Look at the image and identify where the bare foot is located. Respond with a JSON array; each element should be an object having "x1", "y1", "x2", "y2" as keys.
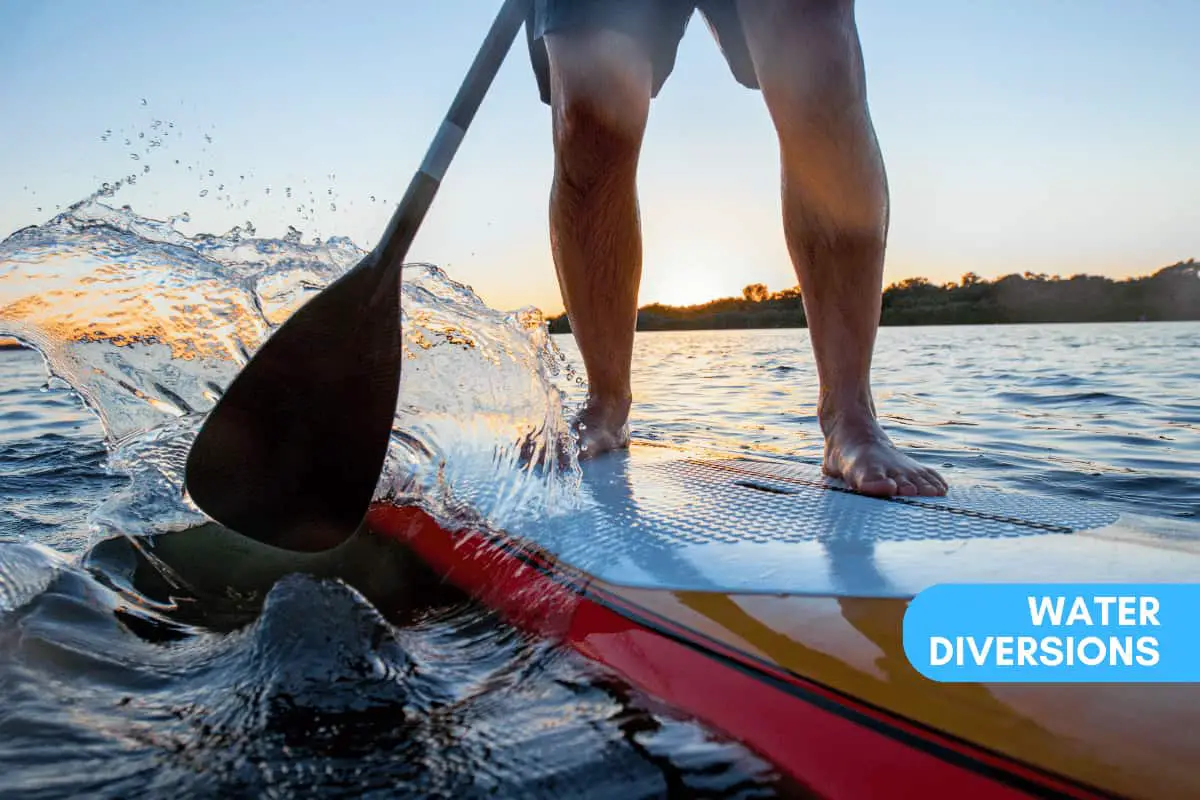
[
  {"x1": 822, "y1": 413, "x2": 948, "y2": 498},
  {"x1": 574, "y1": 396, "x2": 631, "y2": 461}
]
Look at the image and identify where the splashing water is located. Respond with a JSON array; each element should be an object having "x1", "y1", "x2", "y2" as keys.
[
  {"x1": 0, "y1": 199, "x2": 585, "y2": 545},
  {"x1": 0, "y1": 199, "x2": 788, "y2": 799}
]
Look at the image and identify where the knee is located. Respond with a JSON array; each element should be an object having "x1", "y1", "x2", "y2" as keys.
[
  {"x1": 546, "y1": 32, "x2": 651, "y2": 187},
  {"x1": 554, "y1": 89, "x2": 646, "y2": 164}
]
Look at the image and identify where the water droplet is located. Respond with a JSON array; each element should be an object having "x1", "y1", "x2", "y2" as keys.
[
  {"x1": 199, "y1": 189, "x2": 209, "y2": 197},
  {"x1": 296, "y1": 205, "x2": 303, "y2": 213},
  {"x1": 207, "y1": 169, "x2": 214, "y2": 177},
  {"x1": 36, "y1": 207, "x2": 41, "y2": 212},
  {"x1": 138, "y1": 132, "x2": 145, "y2": 139},
  {"x1": 218, "y1": 184, "x2": 224, "y2": 190},
  {"x1": 265, "y1": 187, "x2": 271, "y2": 194},
  {"x1": 285, "y1": 187, "x2": 292, "y2": 198},
  {"x1": 329, "y1": 202, "x2": 336, "y2": 211},
  {"x1": 370, "y1": 195, "x2": 376, "y2": 202},
  {"x1": 124, "y1": 138, "x2": 131, "y2": 146},
  {"x1": 239, "y1": 175, "x2": 244, "y2": 181},
  {"x1": 204, "y1": 134, "x2": 212, "y2": 143},
  {"x1": 140, "y1": 98, "x2": 148, "y2": 105},
  {"x1": 130, "y1": 153, "x2": 140, "y2": 160},
  {"x1": 327, "y1": 188, "x2": 332, "y2": 195},
  {"x1": 143, "y1": 165, "x2": 150, "y2": 173}
]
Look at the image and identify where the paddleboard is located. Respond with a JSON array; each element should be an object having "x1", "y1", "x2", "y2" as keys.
[{"x1": 366, "y1": 442, "x2": 1200, "y2": 800}]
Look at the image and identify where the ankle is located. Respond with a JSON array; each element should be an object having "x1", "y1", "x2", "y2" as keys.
[
  {"x1": 818, "y1": 389, "x2": 876, "y2": 436},
  {"x1": 582, "y1": 391, "x2": 631, "y2": 427}
]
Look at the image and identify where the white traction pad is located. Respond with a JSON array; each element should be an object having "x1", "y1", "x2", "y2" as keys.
[{"x1": 463, "y1": 447, "x2": 1198, "y2": 598}]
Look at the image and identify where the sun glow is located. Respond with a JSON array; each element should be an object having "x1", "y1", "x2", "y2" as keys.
[{"x1": 641, "y1": 244, "x2": 745, "y2": 308}]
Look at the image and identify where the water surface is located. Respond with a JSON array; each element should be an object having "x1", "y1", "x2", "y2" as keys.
[
  {"x1": 584, "y1": 323, "x2": 1199, "y2": 522},
  {"x1": 0, "y1": 202, "x2": 1196, "y2": 797}
]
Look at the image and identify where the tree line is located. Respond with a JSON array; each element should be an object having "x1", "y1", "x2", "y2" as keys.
[{"x1": 546, "y1": 260, "x2": 1199, "y2": 333}]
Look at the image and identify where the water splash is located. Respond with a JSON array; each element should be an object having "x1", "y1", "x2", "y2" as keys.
[
  {"x1": 0, "y1": 200, "x2": 583, "y2": 544},
  {"x1": 0, "y1": 541, "x2": 67, "y2": 614}
]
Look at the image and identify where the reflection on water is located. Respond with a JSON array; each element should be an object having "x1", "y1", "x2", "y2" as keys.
[{"x1": 0, "y1": 197, "x2": 1196, "y2": 796}]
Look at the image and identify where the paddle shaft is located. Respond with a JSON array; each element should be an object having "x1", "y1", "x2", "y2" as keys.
[
  {"x1": 375, "y1": 0, "x2": 530, "y2": 272},
  {"x1": 182, "y1": 0, "x2": 532, "y2": 549}
]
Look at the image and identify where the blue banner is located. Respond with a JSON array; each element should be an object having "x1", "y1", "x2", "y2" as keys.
[{"x1": 902, "y1": 583, "x2": 1200, "y2": 683}]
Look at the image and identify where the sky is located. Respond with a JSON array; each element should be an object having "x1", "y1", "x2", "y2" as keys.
[{"x1": 1, "y1": 0, "x2": 1197, "y2": 315}]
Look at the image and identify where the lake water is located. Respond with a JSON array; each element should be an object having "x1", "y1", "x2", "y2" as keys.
[
  {"x1": 3, "y1": 324, "x2": 1197, "y2": 797},
  {"x1": 559, "y1": 323, "x2": 1200, "y2": 522},
  {"x1": 0, "y1": 345, "x2": 795, "y2": 798},
  {"x1": 0, "y1": 201, "x2": 1197, "y2": 797}
]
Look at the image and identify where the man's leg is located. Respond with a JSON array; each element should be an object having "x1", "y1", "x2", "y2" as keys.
[
  {"x1": 735, "y1": 0, "x2": 947, "y2": 497},
  {"x1": 543, "y1": 29, "x2": 654, "y2": 457}
]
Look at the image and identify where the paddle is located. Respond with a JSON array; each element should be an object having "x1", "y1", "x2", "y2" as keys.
[{"x1": 184, "y1": 0, "x2": 531, "y2": 553}]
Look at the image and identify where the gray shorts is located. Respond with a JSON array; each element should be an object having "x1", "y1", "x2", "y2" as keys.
[{"x1": 525, "y1": 0, "x2": 760, "y2": 105}]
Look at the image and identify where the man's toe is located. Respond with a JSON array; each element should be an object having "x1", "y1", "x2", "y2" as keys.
[
  {"x1": 853, "y1": 471, "x2": 899, "y2": 497},
  {"x1": 910, "y1": 474, "x2": 941, "y2": 497},
  {"x1": 893, "y1": 475, "x2": 921, "y2": 497},
  {"x1": 915, "y1": 467, "x2": 948, "y2": 496}
]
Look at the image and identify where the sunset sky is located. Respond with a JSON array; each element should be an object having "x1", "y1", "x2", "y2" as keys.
[{"x1": 2, "y1": 0, "x2": 1197, "y2": 315}]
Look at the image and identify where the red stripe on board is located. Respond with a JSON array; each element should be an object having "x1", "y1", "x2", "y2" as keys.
[{"x1": 366, "y1": 504, "x2": 1112, "y2": 800}]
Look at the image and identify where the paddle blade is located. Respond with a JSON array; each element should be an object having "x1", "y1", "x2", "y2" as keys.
[{"x1": 184, "y1": 255, "x2": 402, "y2": 552}]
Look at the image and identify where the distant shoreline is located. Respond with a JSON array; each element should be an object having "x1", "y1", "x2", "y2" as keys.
[
  {"x1": 3, "y1": 263, "x2": 1195, "y2": 346},
  {"x1": 547, "y1": 261, "x2": 1198, "y2": 334},
  {"x1": 544, "y1": 318, "x2": 1197, "y2": 335}
]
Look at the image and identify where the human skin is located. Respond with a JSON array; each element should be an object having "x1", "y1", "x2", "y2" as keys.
[{"x1": 543, "y1": 0, "x2": 947, "y2": 498}]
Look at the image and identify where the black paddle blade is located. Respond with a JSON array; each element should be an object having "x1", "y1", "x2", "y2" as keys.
[{"x1": 184, "y1": 255, "x2": 402, "y2": 552}]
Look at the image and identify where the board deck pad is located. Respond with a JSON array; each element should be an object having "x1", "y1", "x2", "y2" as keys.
[{"x1": 456, "y1": 444, "x2": 1198, "y2": 598}]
